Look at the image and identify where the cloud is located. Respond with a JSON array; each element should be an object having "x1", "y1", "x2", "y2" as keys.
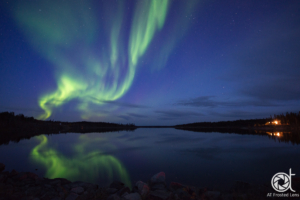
[
  {"x1": 155, "y1": 109, "x2": 203, "y2": 120},
  {"x1": 89, "y1": 97, "x2": 149, "y2": 109},
  {"x1": 177, "y1": 96, "x2": 217, "y2": 107},
  {"x1": 208, "y1": 110, "x2": 269, "y2": 119},
  {"x1": 127, "y1": 113, "x2": 148, "y2": 118},
  {"x1": 177, "y1": 96, "x2": 279, "y2": 108},
  {"x1": 117, "y1": 112, "x2": 149, "y2": 121},
  {"x1": 102, "y1": 101, "x2": 149, "y2": 108},
  {"x1": 117, "y1": 112, "x2": 148, "y2": 121}
]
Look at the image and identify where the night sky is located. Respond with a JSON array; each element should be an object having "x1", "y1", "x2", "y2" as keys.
[{"x1": 0, "y1": 0, "x2": 299, "y2": 125}]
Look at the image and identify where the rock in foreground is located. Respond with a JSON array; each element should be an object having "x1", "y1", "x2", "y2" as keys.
[{"x1": 0, "y1": 166, "x2": 281, "y2": 200}]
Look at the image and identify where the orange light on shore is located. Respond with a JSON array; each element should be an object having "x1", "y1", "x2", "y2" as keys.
[{"x1": 267, "y1": 132, "x2": 283, "y2": 137}]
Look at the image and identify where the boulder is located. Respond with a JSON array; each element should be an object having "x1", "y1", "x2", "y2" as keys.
[
  {"x1": 25, "y1": 186, "x2": 42, "y2": 196},
  {"x1": 0, "y1": 173, "x2": 8, "y2": 183},
  {"x1": 44, "y1": 184, "x2": 52, "y2": 188},
  {"x1": 198, "y1": 187, "x2": 207, "y2": 196},
  {"x1": 50, "y1": 197, "x2": 61, "y2": 200},
  {"x1": 151, "y1": 183, "x2": 166, "y2": 191},
  {"x1": 117, "y1": 186, "x2": 130, "y2": 196},
  {"x1": 5, "y1": 184, "x2": 14, "y2": 195},
  {"x1": 108, "y1": 194, "x2": 121, "y2": 200},
  {"x1": 59, "y1": 191, "x2": 65, "y2": 198},
  {"x1": 95, "y1": 188, "x2": 108, "y2": 199},
  {"x1": 221, "y1": 194, "x2": 234, "y2": 200},
  {"x1": 123, "y1": 192, "x2": 142, "y2": 200},
  {"x1": 0, "y1": 163, "x2": 5, "y2": 172},
  {"x1": 122, "y1": 192, "x2": 130, "y2": 197},
  {"x1": 149, "y1": 190, "x2": 171, "y2": 200},
  {"x1": 40, "y1": 189, "x2": 58, "y2": 200},
  {"x1": 110, "y1": 181, "x2": 125, "y2": 190},
  {"x1": 6, "y1": 177, "x2": 15, "y2": 185},
  {"x1": 232, "y1": 181, "x2": 252, "y2": 193},
  {"x1": 10, "y1": 169, "x2": 18, "y2": 176},
  {"x1": 170, "y1": 183, "x2": 196, "y2": 200},
  {"x1": 75, "y1": 181, "x2": 98, "y2": 190},
  {"x1": 236, "y1": 193, "x2": 249, "y2": 199},
  {"x1": 71, "y1": 181, "x2": 95, "y2": 189},
  {"x1": 150, "y1": 172, "x2": 165, "y2": 184},
  {"x1": 49, "y1": 179, "x2": 61, "y2": 186},
  {"x1": 77, "y1": 193, "x2": 89, "y2": 200},
  {"x1": 176, "y1": 188, "x2": 191, "y2": 200},
  {"x1": 135, "y1": 181, "x2": 150, "y2": 197},
  {"x1": 70, "y1": 181, "x2": 83, "y2": 188},
  {"x1": 65, "y1": 192, "x2": 79, "y2": 200},
  {"x1": 204, "y1": 191, "x2": 221, "y2": 200},
  {"x1": 71, "y1": 186, "x2": 84, "y2": 194},
  {"x1": 53, "y1": 178, "x2": 71, "y2": 185},
  {"x1": 170, "y1": 182, "x2": 184, "y2": 191},
  {"x1": 15, "y1": 172, "x2": 27, "y2": 181},
  {"x1": 107, "y1": 188, "x2": 118, "y2": 194}
]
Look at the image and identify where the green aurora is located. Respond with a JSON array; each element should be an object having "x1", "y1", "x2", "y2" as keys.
[
  {"x1": 30, "y1": 134, "x2": 131, "y2": 187},
  {"x1": 11, "y1": 0, "x2": 198, "y2": 120}
]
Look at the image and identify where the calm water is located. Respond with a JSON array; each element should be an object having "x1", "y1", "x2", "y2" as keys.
[{"x1": 1, "y1": 128, "x2": 300, "y2": 190}]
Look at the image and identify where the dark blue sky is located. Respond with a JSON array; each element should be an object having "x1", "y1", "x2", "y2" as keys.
[{"x1": 0, "y1": 0, "x2": 299, "y2": 125}]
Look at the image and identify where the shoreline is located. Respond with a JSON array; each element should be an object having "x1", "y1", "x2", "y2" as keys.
[
  {"x1": 175, "y1": 125, "x2": 300, "y2": 131},
  {"x1": 1, "y1": 126, "x2": 300, "y2": 146},
  {"x1": 0, "y1": 163, "x2": 285, "y2": 200}
]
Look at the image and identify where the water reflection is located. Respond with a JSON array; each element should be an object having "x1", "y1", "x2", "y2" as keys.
[
  {"x1": 266, "y1": 131, "x2": 283, "y2": 137},
  {"x1": 1, "y1": 128, "x2": 300, "y2": 190},
  {"x1": 176, "y1": 127, "x2": 300, "y2": 145},
  {"x1": 264, "y1": 131, "x2": 300, "y2": 145},
  {"x1": 30, "y1": 134, "x2": 131, "y2": 187}
]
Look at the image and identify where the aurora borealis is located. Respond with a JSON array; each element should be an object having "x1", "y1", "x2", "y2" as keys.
[
  {"x1": 1, "y1": 0, "x2": 300, "y2": 125},
  {"x1": 11, "y1": 0, "x2": 172, "y2": 120}
]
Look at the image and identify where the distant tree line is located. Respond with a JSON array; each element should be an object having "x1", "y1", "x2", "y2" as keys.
[
  {"x1": 0, "y1": 111, "x2": 136, "y2": 145},
  {"x1": 0, "y1": 111, "x2": 136, "y2": 128},
  {"x1": 272, "y1": 111, "x2": 300, "y2": 126},
  {"x1": 176, "y1": 111, "x2": 300, "y2": 128},
  {"x1": 0, "y1": 112, "x2": 35, "y2": 122},
  {"x1": 176, "y1": 119, "x2": 268, "y2": 128}
]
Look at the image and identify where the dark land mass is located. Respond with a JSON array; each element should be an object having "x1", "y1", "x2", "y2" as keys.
[
  {"x1": 0, "y1": 111, "x2": 136, "y2": 145},
  {"x1": 176, "y1": 118, "x2": 269, "y2": 128},
  {"x1": 175, "y1": 111, "x2": 300, "y2": 131},
  {"x1": 175, "y1": 126, "x2": 300, "y2": 145},
  {"x1": 174, "y1": 112, "x2": 300, "y2": 144},
  {"x1": 136, "y1": 126, "x2": 174, "y2": 128},
  {"x1": 1, "y1": 111, "x2": 300, "y2": 145}
]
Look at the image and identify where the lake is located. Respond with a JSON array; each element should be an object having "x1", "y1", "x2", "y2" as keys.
[{"x1": 1, "y1": 128, "x2": 300, "y2": 190}]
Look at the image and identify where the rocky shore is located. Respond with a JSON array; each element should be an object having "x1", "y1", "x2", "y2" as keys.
[{"x1": 0, "y1": 163, "x2": 292, "y2": 200}]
